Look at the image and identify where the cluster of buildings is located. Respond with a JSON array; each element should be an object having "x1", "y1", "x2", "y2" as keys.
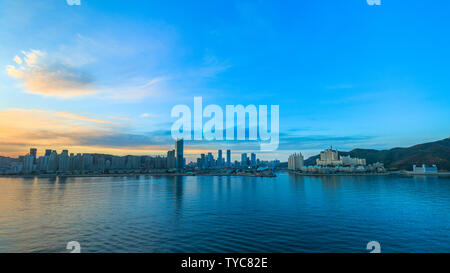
[
  {"x1": 315, "y1": 146, "x2": 366, "y2": 166},
  {"x1": 191, "y1": 151, "x2": 276, "y2": 170},
  {"x1": 288, "y1": 146, "x2": 385, "y2": 174},
  {"x1": 412, "y1": 164, "x2": 438, "y2": 174},
  {"x1": 2, "y1": 139, "x2": 186, "y2": 175},
  {"x1": 0, "y1": 138, "x2": 280, "y2": 175}
]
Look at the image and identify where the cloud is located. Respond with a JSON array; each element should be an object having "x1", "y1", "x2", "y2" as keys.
[
  {"x1": 56, "y1": 112, "x2": 113, "y2": 124},
  {"x1": 6, "y1": 50, "x2": 96, "y2": 98},
  {"x1": 104, "y1": 77, "x2": 167, "y2": 101},
  {"x1": 140, "y1": 113, "x2": 157, "y2": 118},
  {"x1": 13, "y1": 55, "x2": 22, "y2": 65},
  {"x1": 0, "y1": 109, "x2": 175, "y2": 157},
  {"x1": 0, "y1": 109, "x2": 111, "y2": 150},
  {"x1": 277, "y1": 134, "x2": 376, "y2": 151}
]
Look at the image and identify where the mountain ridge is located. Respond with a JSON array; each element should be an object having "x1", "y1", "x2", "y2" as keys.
[{"x1": 304, "y1": 137, "x2": 450, "y2": 171}]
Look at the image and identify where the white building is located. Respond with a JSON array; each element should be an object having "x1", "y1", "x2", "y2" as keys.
[
  {"x1": 316, "y1": 146, "x2": 366, "y2": 166},
  {"x1": 413, "y1": 164, "x2": 438, "y2": 174},
  {"x1": 316, "y1": 147, "x2": 341, "y2": 166},
  {"x1": 340, "y1": 155, "x2": 366, "y2": 166},
  {"x1": 23, "y1": 155, "x2": 34, "y2": 174},
  {"x1": 288, "y1": 153, "x2": 304, "y2": 171}
]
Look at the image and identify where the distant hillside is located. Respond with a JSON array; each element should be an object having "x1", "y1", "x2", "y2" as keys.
[{"x1": 304, "y1": 138, "x2": 450, "y2": 171}]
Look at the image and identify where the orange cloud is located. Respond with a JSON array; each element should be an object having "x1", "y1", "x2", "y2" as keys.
[
  {"x1": 6, "y1": 50, "x2": 96, "y2": 98},
  {"x1": 0, "y1": 109, "x2": 110, "y2": 155},
  {"x1": 0, "y1": 109, "x2": 173, "y2": 157}
]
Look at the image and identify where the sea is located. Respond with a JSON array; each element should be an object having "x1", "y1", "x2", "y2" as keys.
[{"x1": 0, "y1": 172, "x2": 449, "y2": 253}]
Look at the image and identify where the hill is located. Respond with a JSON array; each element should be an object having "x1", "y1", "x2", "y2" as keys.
[{"x1": 304, "y1": 137, "x2": 450, "y2": 171}]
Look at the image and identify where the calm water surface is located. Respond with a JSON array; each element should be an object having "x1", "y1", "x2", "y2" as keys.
[{"x1": 0, "y1": 172, "x2": 449, "y2": 253}]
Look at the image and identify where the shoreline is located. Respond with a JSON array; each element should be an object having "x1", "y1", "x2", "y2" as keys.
[
  {"x1": 289, "y1": 172, "x2": 390, "y2": 177},
  {"x1": 289, "y1": 171, "x2": 450, "y2": 177},
  {"x1": 2, "y1": 172, "x2": 449, "y2": 179},
  {"x1": 0, "y1": 172, "x2": 277, "y2": 179}
]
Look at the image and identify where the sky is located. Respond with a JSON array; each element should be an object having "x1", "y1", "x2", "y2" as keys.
[{"x1": 0, "y1": 0, "x2": 449, "y2": 162}]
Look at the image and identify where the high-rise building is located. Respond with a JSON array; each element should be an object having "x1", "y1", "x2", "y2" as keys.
[
  {"x1": 45, "y1": 149, "x2": 52, "y2": 157},
  {"x1": 226, "y1": 150, "x2": 231, "y2": 167},
  {"x1": 217, "y1": 150, "x2": 223, "y2": 168},
  {"x1": 175, "y1": 139, "x2": 184, "y2": 171},
  {"x1": 251, "y1": 153, "x2": 256, "y2": 167},
  {"x1": 200, "y1": 153, "x2": 206, "y2": 169},
  {"x1": 316, "y1": 146, "x2": 341, "y2": 166},
  {"x1": 23, "y1": 155, "x2": 34, "y2": 174},
  {"x1": 241, "y1": 153, "x2": 248, "y2": 167},
  {"x1": 167, "y1": 150, "x2": 176, "y2": 169},
  {"x1": 58, "y1": 150, "x2": 69, "y2": 172},
  {"x1": 47, "y1": 151, "x2": 58, "y2": 173},
  {"x1": 288, "y1": 153, "x2": 304, "y2": 171},
  {"x1": 29, "y1": 148, "x2": 37, "y2": 162},
  {"x1": 316, "y1": 146, "x2": 366, "y2": 166},
  {"x1": 207, "y1": 152, "x2": 214, "y2": 169},
  {"x1": 37, "y1": 156, "x2": 49, "y2": 172}
]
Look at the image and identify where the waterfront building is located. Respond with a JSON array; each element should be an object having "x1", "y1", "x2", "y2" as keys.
[
  {"x1": 251, "y1": 153, "x2": 256, "y2": 167},
  {"x1": 340, "y1": 155, "x2": 366, "y2": 166},
  {"x1": 37, "y1": 156, "x2": 49, "y2": 172},
  {"x1": 413, "y1": 164, "x2": 438, "y2": 174},
  {"x1": 23, "y1": 155, "x2": 34, "y2": 174},
  {"x1": 47, "y1": 151, "x2": 58, "y2": 173},
  {"x1": 29, "y1": 148, "x2": 37, "y2": 163},
  {"x1": 316, "y1": 146, "x2": 341, "y2": 166},
  {"x1": 200, "y1": 154, "x2": 206, "y2": 169},
  {"x1": 217, "y1": 150, "x2": 223, "y2": 168},
  {"x1": 58, "y1": 150, "x2": 69, "y2": 172},
  {"x1": 316, "y1": 146, "x2": 366, "y2": 166},
  {"x1": 241, "y1": 153, "x2": 248, "y2": 167},
  {"x1": 288, "y1": 153, "x2": 304, "y2": 171},
  {"x1": 226, "y1": 150, "x2": 231, "y2": 167},
  {"x1": 83, "y1": 154, "x2": 94, "y2": 171},
  {"x1": 207, "y1": 152, "x2": 214, "y2": 169},
  {"x1": 167, "y1": 150, "x2": 176, "y2": 169},
  {"x1": 175, "y1": 139, "x2": 184, "y2": 171}
]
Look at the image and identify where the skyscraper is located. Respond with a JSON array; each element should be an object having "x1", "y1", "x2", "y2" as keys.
[
  {"x1": 58, "y1": 150, "x2": 69, "y2": 172},
  {"x1": 167, "y1": 150, "x2": 176, "y2": 169},
  {"x1": 217, "y1": 150, "x2": 223, "y2": 168},
  {"x1": 288, "y1": 153, "x2": 304, "y2": 171},
  {"x1": 47, "y1": 151, "x2": 58, "y2": 173},
  {"x1": 251, "y1": 153, "x2": 256, "y2": 167},
  {"x1": 175, "y1": 139, "x2": 184, "y2": 171},
  {"x1": 226, "y1": 150, "x2": 231, "y2": 168},
  {"x1": 45, "y1": 149, "x2": 52, "y2": 157},
  {"x1": 29, "y1": 148, "x2": 37, "y2": 162},
  {"x1": 241, "y1": 153, "x2": 248, "y2": 167}
]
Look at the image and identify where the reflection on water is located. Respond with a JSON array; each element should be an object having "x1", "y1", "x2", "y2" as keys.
[{"x1": 0, "y1": 172, "x2": 449, "y2": 253}]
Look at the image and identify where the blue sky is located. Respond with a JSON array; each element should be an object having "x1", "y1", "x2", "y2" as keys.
[{"x1": 0, "y1": 0, "x2": 449, "y2": 161}]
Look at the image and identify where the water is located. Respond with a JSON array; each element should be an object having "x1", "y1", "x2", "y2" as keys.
[{"x1": 0, "y1": 172, "x2": 449, "y2": 253}]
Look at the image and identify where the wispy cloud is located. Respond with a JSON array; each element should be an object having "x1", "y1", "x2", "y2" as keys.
[{"x1": 104, "y1": 77, "x2": 167, "y2": 101}]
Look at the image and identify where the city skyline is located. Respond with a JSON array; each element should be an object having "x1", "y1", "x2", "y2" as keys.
[
  {"x1": 1, "y1": 1, "x2": 449, "y2": 161},
  {"x1": 1, "y1": 140, "x2": 280, "y2": 175}
]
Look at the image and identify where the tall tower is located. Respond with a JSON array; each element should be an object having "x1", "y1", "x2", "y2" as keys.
[
  {"x1": 217, "y1": 150, "x2": 223, "y2": 168},
  {"x1": 226, "y1": 150, "x2": 231, "y2": 168},
  {"x1": 241, "y1": 153, "x2": 248, "y2": 167},
  {"x1": 175, "y1": 139, "x2": 184, "y2": 171},
  {"x1": 251, "y1": 153, "x2": 256, "y2": 167},
  {"x1": 29, "y1": 148, "x2": 37, "y2": 162}
]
